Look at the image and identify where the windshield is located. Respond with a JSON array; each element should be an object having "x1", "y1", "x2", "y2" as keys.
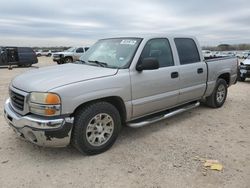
[
  {"x1": 65, "y1": 47, "x2": 76, "y2": 52},
  {"x1": 79, "y1": 38, "x2": 142, "y2": 68}
]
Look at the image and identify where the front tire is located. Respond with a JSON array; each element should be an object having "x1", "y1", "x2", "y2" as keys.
[
  {"x1": 205, "y1": 79, "x2": 228, "y2": 108},
  {"x1": 72, "y1": 102, "x2": 121, "y2": 155},
  {"x1": 239, "y1": 76, "x2": 246, "y2": 82},
  {"x1": 64, "y1": 57, "x2": 73, "y2": 63}
]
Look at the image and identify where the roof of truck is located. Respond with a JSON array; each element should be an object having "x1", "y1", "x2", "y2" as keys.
[{"x1": 102, "y1": 34, "x2": 196, "y2": 40}]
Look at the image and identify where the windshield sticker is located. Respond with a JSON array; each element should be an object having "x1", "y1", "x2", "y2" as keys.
[{"x1": 120, "y1": 40, "x2": 137, "y2": 45}]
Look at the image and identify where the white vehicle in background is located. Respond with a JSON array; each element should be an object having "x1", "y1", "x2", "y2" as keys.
[
  {"x1": 225, "y1": 51, "x2": 236, "y2": 57},
  {"x1": 236, "y1": 51, "x2": 249, "y2": 59},
  {"x1": 36, "y1": 50, "x2": 52, "y2": 57},
  {"x1": 212, "y1": 51, "x2": 220, "y2": 57},
  {"x1": 238, "y1": 55, "x2": 250, "y2": 81},
  {"x1": 52, "y1": 47, "x2": 89, "y2": 64},
  {"x1": 212, "y1": 51, "x2": 228, "y2": 58},
  {"x1": 202, "y1": 50, "x2": 213, "y2": 58},
  {"x1": 220, "y1": 52, "x2": 231, "y2": 57}
]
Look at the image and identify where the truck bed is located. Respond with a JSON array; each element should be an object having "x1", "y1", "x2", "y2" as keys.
[{"x1": 204, "y1": 56, "x2": 238, "y2": 97}]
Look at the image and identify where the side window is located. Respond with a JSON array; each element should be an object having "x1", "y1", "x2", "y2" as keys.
[
  {"x1": 174, "y1": 38, "x2": 200, "y2": 65},
  {"x1": 84, "y1": 47, "x2": 89, "y2": 52},
  {"x1": 76, "y1": 48, "x2": 84, "y2": 53},
  {"x1": 140, "y1": 38, "x2": 174, "y2": 68},
  {"x1": 20, "y1": 48, "x2": 33, "y2": 53}
]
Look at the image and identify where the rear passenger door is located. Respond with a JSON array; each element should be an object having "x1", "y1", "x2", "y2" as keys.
[
  {"x1": 174, "y1": 38, "x2": 207, "y2": 104},
  {"x1": 131, "y1": 38, "x2": 180, "y2": 118}
]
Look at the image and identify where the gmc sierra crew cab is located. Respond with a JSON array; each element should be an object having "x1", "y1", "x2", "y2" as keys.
[{"x1": 4, "y1": 35, "x2": 238, "y2": 155}]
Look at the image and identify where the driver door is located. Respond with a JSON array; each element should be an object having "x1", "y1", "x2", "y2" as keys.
[{"x1": 130, "y1": 38, "x2": 180, "y2": 118}]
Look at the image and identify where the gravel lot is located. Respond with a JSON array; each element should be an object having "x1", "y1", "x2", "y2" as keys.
[{"x1": 0, "y1": 57, "x2": 249, "y2": 188}]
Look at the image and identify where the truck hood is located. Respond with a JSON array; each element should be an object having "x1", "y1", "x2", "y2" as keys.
[
  {"x1": 54, "y1": 52, "x2": 72, "y2": 55},
  {"x1": 243, "y1": 59, "x2": 250, "y2": 65},
  {"x1": 12, "y1": 64, "x2": 118, "y2": 92}
]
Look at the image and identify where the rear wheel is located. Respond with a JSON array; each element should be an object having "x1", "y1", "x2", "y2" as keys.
[
  {"x1": 72, "y1": 102, "x2": 121, "y2": 155},
  {"x1": 205, "y1": 79, "x2": 228, "y2": 108}
]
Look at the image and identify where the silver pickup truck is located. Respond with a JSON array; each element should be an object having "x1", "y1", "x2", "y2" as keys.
[
  {"x1": 4, "y1": 35, "x2": 238, "y2": 155},
  {"x1": 52, "y1": 47, "x2": 89, "y2": 64}
]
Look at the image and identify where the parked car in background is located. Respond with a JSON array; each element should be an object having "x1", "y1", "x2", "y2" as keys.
[
  {"x1": 225, "y1": 51, "x2": 236, "y2": 57},
  {"x1": 202, "y1": 50, "x2": 214, "y2": 58},
  {"x1": 36, "y1": 50, "x2": 52, "y2": 57},
  {"x1": 52, "y1": 47, "x2": 89, "y2": 64},
  {"x1": 236, "y1": 51, "x2": 249, "y2": 59},
  {"x1": 220, "y1": 52, "x2": 232, "y2": 57},
  {"x1": 238, "y1": 55, "x2": 250, "y2": 81},
  {"x1": 4, "y1": 35, "x2": 238, "y2": 155},
  {"x1": 204, "y1": 51, "x2": 230, "y2": 59},
  {"x1": 0, "y1": 47, "x2": 38, "y2": 67}
]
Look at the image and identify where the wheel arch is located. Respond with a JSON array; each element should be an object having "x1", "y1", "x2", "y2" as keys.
[
  {"x1": 64, "y1": 56, "x2": 73, "y2": 60},
  {"x1": 72, "y1": 96, "x2": 127, "y2": 125},
  {"x1": 218, "y1": 72, "x2": 230, "y2": 85}
]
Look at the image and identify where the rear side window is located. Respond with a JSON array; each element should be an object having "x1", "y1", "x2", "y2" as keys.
[
  {"x1": 174, "y1": 38, "x2": 200, "y2": 65},
  {"x1": 140, "y1": 38, "x2": 174, "y2": 68},
  {"x1": 19, "y1": 47, "x2": 33, "y2": 53}
]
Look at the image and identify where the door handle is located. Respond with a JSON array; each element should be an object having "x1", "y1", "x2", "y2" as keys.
[
  {"x1": 171, "y1": 72, "x2": 179, "y2": 79},
  {"x1": 197, "y1": 68, "x2": 203, "y2": 74}
]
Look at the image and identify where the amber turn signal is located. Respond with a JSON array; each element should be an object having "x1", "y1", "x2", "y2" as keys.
[
  {"x1": 45, "y1": 93, "x2": 61, "y2": 104},
  {"x1": 45, "y1": 109, "x2": 57, "y2": 116}
]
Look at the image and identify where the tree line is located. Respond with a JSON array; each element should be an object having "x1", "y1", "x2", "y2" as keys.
[{"x1": 203, "y1": 44, "x2": 250, "y2": 51}]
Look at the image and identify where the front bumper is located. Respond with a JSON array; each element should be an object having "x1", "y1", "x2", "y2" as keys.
[
  {"x1": 4, "y1": 98, "x2": 74, "y2": 147},
  {"x1": 240, "y1": 69, "x2": 250, "y2": 78},
  {"x1": 53, "y1": 57, "x2": 61, "y2": 61},
  {"x1": 53, "y1": 55, "x2": 64, "y2": 62}
]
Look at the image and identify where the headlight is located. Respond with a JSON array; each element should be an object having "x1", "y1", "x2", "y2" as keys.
[{"x1": 29, "y1": 92, "x2": 61, "y2": 116}]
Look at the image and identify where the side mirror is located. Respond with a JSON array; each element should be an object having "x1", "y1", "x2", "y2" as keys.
[{"x1": 136, "y1": 58, "x2": 159, "y2": 71}]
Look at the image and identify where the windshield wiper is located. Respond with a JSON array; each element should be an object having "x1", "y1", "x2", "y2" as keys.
[
  {"x1": 88, "y1": 60, "x2": 108, "y2": 67},
  {"x1": 74, "y1": 60, "x2": 86, "y2": 64}
]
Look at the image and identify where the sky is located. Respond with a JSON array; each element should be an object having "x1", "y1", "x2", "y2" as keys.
[{"x1": 0, "y1": 0, "x2": 249, "y2": 47}]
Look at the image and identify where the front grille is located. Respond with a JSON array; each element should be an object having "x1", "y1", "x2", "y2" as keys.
[
  {"x1": 53, "y1": 54, "x2": 62, "y2": 58},
  {"x1": 245, "y1": 65, "x2": 250, "y2": 70},
  {"x1": 10, "y1": 90, "x2": 25, "y2": 111}
]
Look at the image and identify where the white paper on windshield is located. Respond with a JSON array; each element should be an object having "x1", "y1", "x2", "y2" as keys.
[{"x1": 120, "y1": 40, "x2": 137, "y2": 45}]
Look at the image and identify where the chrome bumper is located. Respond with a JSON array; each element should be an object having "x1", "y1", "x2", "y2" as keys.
[{"x1": 4, "y1": 98, "x2": 74, "y2": 147}]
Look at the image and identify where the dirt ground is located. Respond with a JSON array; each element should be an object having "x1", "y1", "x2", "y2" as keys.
[{"x1": 0, "y1": 57, "x2": 249, "y2": 188}]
